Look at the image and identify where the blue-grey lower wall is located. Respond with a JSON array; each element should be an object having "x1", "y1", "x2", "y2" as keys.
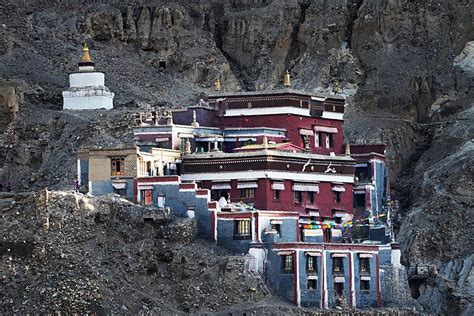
[
  {"x1": 325, "y1": 254, "x2": 351, "y2": 307},
  {"x1": 216, "y1": 219, "x2": 251, "y2": 254},
  {"x1": 266, "y1": 250, "x2": 295, "y2": 303},
  {"x1": 152, "y1": 184, "x2": 182, "y2": 213},
  {"x1": 298, "y1": 252, "x2": 322, "y2": 307},
  {"x1": 264, "y1": 249, "x2": 388, "y2": 309},
  {"x1": 148, "y1": 183, "x2": 212, "y2": 238},
  {"x1": 90, "y1": 181, "x2": 114, "y2": 196},
  {"x1": 90, "y1": 179, "x2": 134, "y2": 200},
  {"x1": 79, "y1": 159, "x2": 89, "y2": 185},
  {"x1": 195, "y1": 202, "x2": 212, "y2": 239},
  {"x1": 354, "y1": 255, "x2": 379, "y2": 307},
  {"x1": 125, "y1": 179, "x2": 134, "y2": 200},
  {"x1": 262, "y1": 218, "x2": 298, "y2": 245}
]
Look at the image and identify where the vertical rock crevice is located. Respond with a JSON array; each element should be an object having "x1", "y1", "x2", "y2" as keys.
[
  {"x1": 284, "y1": 0, "x2": 310, "y2": 71},
  {"x1": 345, "y1": 0, "x2": 363, "y2": 49}
]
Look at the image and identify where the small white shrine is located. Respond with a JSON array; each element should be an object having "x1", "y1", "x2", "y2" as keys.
[{"x1": 62, "y1": 43, "x2": 114, "y2": 110}]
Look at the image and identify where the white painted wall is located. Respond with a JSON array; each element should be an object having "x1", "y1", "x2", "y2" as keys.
[
  {"x1": 69, "y1": 72, "x2": 105, "y2": 88},
  {"x1": 63, "y1": 71, "x2": 114, "y2": 110},
  {"x1": 247, "y1": 247, "x2": 266, "y2": 274},
  {"x1": 63, "y1": 92, "x2": 114, "y2": 110}
]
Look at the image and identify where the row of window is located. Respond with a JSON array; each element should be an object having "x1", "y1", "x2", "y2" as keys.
[
  {"x1": 281, "y1": 255, "x2": 371, "y2": 274},
  {"x1": 302, "y1": 132, "x2": 335, "y2": 149},
  {"x1": 282, "y1": 255, "x2": 371, "y2": 291},
  {"x1": 234, "y1": 220, "x2": 283, "y2": 239},
  {"x1": 216, "y1": 188, "x2": 343, "y2": 204},
  {"x1": 291, "y1": 191, "x2": 342, "y2": 204},
  {"x1": 305, "y1": 279, "x2": 370, "y2": 292}
]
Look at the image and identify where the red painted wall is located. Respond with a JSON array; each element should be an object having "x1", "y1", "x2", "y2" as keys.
[
  {"x1": 200, "y1": 179, "x2": 353, "y2": 219},
  {"x1": 216, "y1": 114, "x2": 345, "y2": 155},
  {"x1": 217, "y1": 114, "x2": 345, "y2": 154}
]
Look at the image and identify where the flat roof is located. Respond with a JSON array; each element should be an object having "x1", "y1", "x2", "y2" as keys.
[
  {"x1": 183, "y1": 149, "x2": 355, "y2": 162},
  {"x1": 207, "y1": 88, "x2": 345, "y2": 101}
]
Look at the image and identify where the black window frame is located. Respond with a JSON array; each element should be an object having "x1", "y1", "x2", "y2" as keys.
[
  {"x1": 316, "y1": 132, "x2": 323, "y2": 147},
  {"x1": 360, "y1": 257, "x2": 371, "y2": 273},
  {"x1": 334, "y1": 282, "x2": 344, "y2": 295},
  {"x1": 328, "y1": 133, "x2": 334, "y2": 148},
  {"x1": 354, "y1": 193, "x2": 366, "y2": 208},
  {"x1": 360, "y1": 280, "x2": 370, "y2": 291},
  {"x1": 271, "y1": 223, "x2": 281, "y2": 235},
  {"x1": 282, "y1": 254, "x2": 294, "y2": 273},
  {"x1": 240, "y1": 188, "x2": 256, "y2": 200},
  {"x1": 111, "y1": 157, "x2": 125, "y2": 176},
  {"x1": 273, "y1": 189, "x2": 280, "y2": 202},
  {"x1": 233, "y1": 219, "x2": 251, "y2": 240},
  {"x1": 293, "y1": 190, "x2": 303, "y2": 204},
  {"x1": 307, "y1": 255, "x2": 317, "y2": 274},
  {"x1": 307, "y1": 191, "x2": 314, "y2": 204},
  {"x1": 307, "y1": 279, "x2": 317, "y2": 291},
  {"x1": 334, "y1": 191, "x2": 341, "y2": 203},
  {"x1": 333, "y1": 257, "x2": 344, "y2": 274}
]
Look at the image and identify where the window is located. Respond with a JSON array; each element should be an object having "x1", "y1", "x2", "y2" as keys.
[
  {"x1": 334, "y1": 282, "x2": 344, "y2": 295},
  {"x1": 361, "y1": 280, "x2": 370, "y2": 291},
  {"x1": 360, "y1": 258, "x2": 370, "y2": 273},
  {"x1": 307, "y1": 192, "x2": 314, "y2": 204},
  {"x1": 142, "y1": 190, "x2": 152, "y2": 205},
  {"x1": 273, "y1": 189, "x2": 280, "y2": 202},
  {"x1": 328, "y1": 133, "x2": 334, "y2": 148},
  {"x1": 308, "y1": 279, "x2": 317, "y2": 291},
  {"x1": 234, "y1": 220, "x2": 251, "y2": 239},
  {"x1": 179, "y1": 138, "x2": 187, "y2": 152},
  {"x1": 111, "y1": 157, "x2": 125, "y2": 176},
  {"x1": 282, "y1": 255, "x2": 294, "y2": 273},
  {"x1": 307, "y1": 256, "x2": 317, "y2": 273},
  {"x1": 323, "y1": 228, "x2": 332, "y2": 242},
  {"x1": 333, "y1": 257, "x2": 344, "y2": 273},
  {"x1": 114, "y1": 188, "x2": 126, "y2": 196},
  {"x1": 240, "y1": 188, "x2": 255, "y2": 199},
  {"x1": 355, "y1": 166, "x2": 369, "y2": 182},
  {"x1": 315, "y1": 132, "x2": 323, "y2": 147},
  {"x1": 293, "y1": 191, "x2": 303, "y2": 203},
  {"x1": 158, "y1": 60, "x2": 167, "y2": 70},
  {"x1": 334, "y1": 191, "x2": 341, "y2": 203},
  {"x1": 354, "y1": 194, "x2": 365, "y2": 208},
  {"x1": 271, "y1": 223, "x2": 281, "y2": 235},
  {"x1": 302, "y1": 135, "x2": 310, "y2": 149}
]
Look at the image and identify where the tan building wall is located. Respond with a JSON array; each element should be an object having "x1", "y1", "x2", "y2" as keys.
[
  {"x1": 151, "y1": 148, "x2": 181, "y2": 176},
  {"x1": 87, "y1": 147, "x2": 138, "y2": 181}
]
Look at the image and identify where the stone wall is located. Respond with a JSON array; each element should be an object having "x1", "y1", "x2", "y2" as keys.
[{"x1": 0, "y1": 79, "x2": 25, "y2": 134}]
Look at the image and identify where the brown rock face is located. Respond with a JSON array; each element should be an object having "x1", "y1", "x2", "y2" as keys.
[{"x1": 0, "y1": 80, "x2": 25, "y2": 133}]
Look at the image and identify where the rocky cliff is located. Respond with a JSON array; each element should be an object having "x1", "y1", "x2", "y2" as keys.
[{"x1": 0, "y1": 0, "x2": 473, "y2": 314}]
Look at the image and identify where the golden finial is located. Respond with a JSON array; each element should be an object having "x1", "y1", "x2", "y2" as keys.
[
  {"x1": 283, "y1": 70, "x2": 291, "y2": 87},
  {"x1": 214, "y1": 78, "x2": 221, "y2": 92},
  {"x1": 80, "y1": 42, "x2": 92, "y2": 63}
]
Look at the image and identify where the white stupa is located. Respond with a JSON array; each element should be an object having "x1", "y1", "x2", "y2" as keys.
[{"x1": 62, "y1": 43, "x2": 114, "y2": 110}]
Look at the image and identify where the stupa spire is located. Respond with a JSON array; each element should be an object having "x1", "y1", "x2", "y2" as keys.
[
  {"x1": 78, "y1": 42, "x2": 95, "y2": 72},
  {"x1": 80, "y1": 43, "x2": 92, "y2": 63}
]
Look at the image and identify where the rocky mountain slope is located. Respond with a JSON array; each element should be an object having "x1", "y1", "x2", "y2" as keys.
[
  {"x1": 0, "y1": 0, "x2": 473, "y2": 314},
  {"x1": 0, "y1": 190, "x2": 274, "y2": 314}
]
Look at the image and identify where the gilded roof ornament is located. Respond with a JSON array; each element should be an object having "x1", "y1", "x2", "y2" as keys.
[
  {"x1": 283, "y1": 70, "x2": 291, "y2": 87},
  {"x1": 214, "y1": 78, "x2": 221, "y2": 92},
  {"x1": 80, "y1": 42, "x2": 92, "y2": 63}
]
